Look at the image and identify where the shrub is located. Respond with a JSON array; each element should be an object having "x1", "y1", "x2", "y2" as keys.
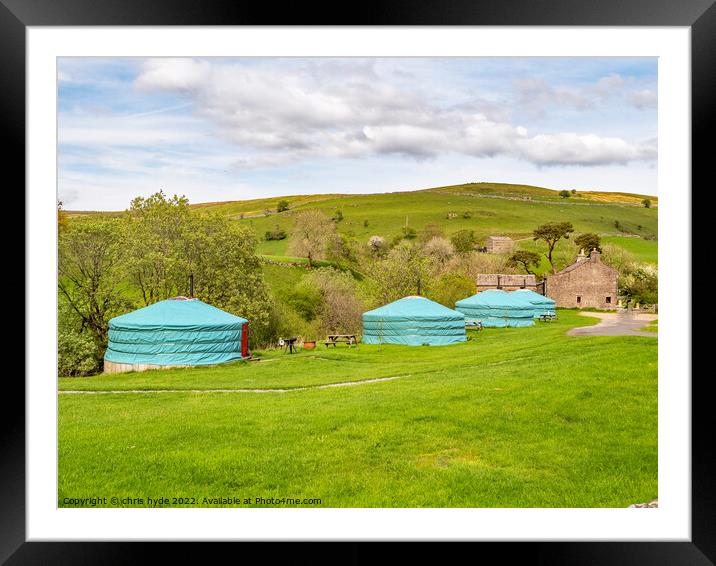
[
  {"x1": 276, "y1": 200, "x2": 290, "y2": 213},
  {"x1": 422, "y1": 236, "x2": 455, "y2": 266},
  {"x1": 58, "y1": 329, "x2": 100, "y2": 377},
  {"x1": 264, "y1": 226, "x2": 288, "y2": 241},
  {"x1": 559, "y1": 190, "x2": 571, "y2": 198},
  {"x1": 462, "y1": 211, "x2": 473, "y2": 219},
  {"x1": 428, "y1": 273, "x2": 476, "y2": 308},
  {"x1": 401, "y1": 226, "x2": 417, "y2": 240},
  {"x1": 450, "y1": 229, "x2": 477, "y2": 254}
]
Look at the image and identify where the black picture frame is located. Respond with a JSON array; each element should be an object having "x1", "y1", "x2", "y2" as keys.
[{"x1": 5, "y1": 1, "x2": 705, "y2": 563}]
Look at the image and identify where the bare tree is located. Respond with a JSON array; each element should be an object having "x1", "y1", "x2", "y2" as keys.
[{"x1": 288, "y1": 210, "x2": 338, "y2": 267}]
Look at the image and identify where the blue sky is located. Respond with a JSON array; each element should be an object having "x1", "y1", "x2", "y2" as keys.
[{"x1": 58, "y1": 57, "x2": 657, "y2": 210}]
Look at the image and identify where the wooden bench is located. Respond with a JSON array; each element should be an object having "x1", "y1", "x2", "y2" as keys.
[
  {"x1": 539, "y1": 313, "x2": 557, "y2": 322},
  {"x1": 465, "y1": 321, "x2": 483, "y2": 331},
  {"x1": 324, "y1": 334, "x2": 357, "y2": 347}
]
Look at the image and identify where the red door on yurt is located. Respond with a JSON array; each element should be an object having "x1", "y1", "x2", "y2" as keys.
[{"x1": 241, "y1": 323, "x2": 249, "y2": 358}]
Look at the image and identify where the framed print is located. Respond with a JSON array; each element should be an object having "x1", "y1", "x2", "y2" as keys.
[{"x1": 6, "y1": 0, "x2": 708, "y2": 563}]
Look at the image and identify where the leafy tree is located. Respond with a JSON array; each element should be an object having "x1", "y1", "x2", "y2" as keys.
[
  {"x1": 120, "y1": 191, "x2": 190, "y2": 305},
  {"x1": 276, "y1": 200, "x2": 290, "y2": 213},
  {"x1": 642, "y1": 198, "x2": 652, "y2": 208},
  {"x1": 533, "y1": 221, "x2": 574, "y2": 274},
  {"x1": 368, "y1": 241, "x2": 436, "y2": 304},
  {"x1": 450, "y1": 229, "x2": 477, "y2": 254},
  {"x1": 428, "y1": 273, "x2": 476, "y2": 308},
  {"x1": 58, "y1": 219, "x2": 131, "y2": 369},
  {"x1": 574, "y1": 233, "x2": 602, "y2": 254},
  {"x1": 287, "y1": 209, "x2": 339, "y2": 268},
  {"x1": 571, "y1": 189, "x2": 577, "y2": 195},
  {"x1": 180, "y1": 213, "x2": 272, "y2": 337},
  {"x1": 507, "y1": 250, "x2": 542, "y2": 275},
  {"x1": 559, "y1": 190, "x2": 571, "y2": 199}
]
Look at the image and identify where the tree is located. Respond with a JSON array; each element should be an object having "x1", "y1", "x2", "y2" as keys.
[
  {"x1": 450, "y1": 229, "x2": 477, "y2": 254},
  {"x1": 559, "y1": 190, "x2": 571, "y2": 199},
  {"x1": 304, "y1": 268, "x2": 365, "y2": 334},
  {"x1": 368, "y1": 241, "x2": 436, "y2": 304},
  {"x1": 571, "y1": 189, "x2": 577, "y2": 195},
  {"x1": 58, "y1": 219, "x2": 131, "y2": 370},
  {"x1": 276, "y1": 200, "x2": 290, "y2": 213},
  {"x1": 428, "y1": 273, "x2": 476, "y2": 308},
  {"x1": 422, "y1": 237, "x2": 455, "y2": 266},
  {"x1": 642, "y1": 198, "x2": 652, "y2": 208},
  {"x1": 287, "y1": 209, "x2": 339, "y2": 267},
  {"x1": 58, "y1": 200, "x2": 68, "y2": 232},
  {"x1": 507, "y1": 250, "x2": 541, "y2": 275},
  {"x1": 367, "y1": 235, "x2": 387, "y2": 257},
  {"x1": 533, "y1": 222, "x2": 574, "y2": 274},
  {"x1": 120, "y1": 191, "x2": 190, "y2": 305},
  {"x1": 574, "y1": 233, "x2": 602, "y2": 254}
]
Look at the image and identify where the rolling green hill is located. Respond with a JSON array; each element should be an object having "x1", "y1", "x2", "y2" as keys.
[{"x1": 204, "y1": 183, "x2": 658, "y2": 258}]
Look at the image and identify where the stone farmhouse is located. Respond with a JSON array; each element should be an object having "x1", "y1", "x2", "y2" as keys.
[
  {"x1": 544, "y1": 249, "x2": 618, "y2": 309},
  {"x1": 485, "y1": 236, "x2": 514, "y2": 254}
]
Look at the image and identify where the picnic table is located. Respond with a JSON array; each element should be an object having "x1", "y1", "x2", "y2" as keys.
[
  {"x1": 539, "y1": 313, "x2": 557, "y2": 322},
  {"x1": 324, "y1": 334, "x2": 357, "y2": 348},
  {"x1": 465, "y1": 321, "x2": 483, "y2": 331}
]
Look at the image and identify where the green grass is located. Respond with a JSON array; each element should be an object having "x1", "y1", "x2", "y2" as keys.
[
  {"x1": 59, "y1": 311, "x2": 657, "y2": 508},
  {"x1": 602, "y1": 236, "x2": 658, "y2": 264},
  {"x1": 239, "y1": 187, "x2": 658, "y2": 257}
]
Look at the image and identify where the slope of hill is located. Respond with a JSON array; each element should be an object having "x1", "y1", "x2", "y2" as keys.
[{"x1": 67, "y1": 182, "x2": 658, "y2": 260}]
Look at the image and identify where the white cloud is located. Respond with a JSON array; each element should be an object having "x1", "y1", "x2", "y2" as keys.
[{"x1": 129, "y1": 59, "x2": 656, "y2": 170}]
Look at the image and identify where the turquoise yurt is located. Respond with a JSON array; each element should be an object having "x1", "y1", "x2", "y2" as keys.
[
  {"x1": 512, "y1": 289, "x2": 556, "y2": 318},
  {"x1": 104, "y1": 297, "x2": 249, "y2": 373},
  {"x1": 362, "y1": 296, "x2": 467, "y2": 346},
  {"x1": 455, "y1": 289, "x2": 535, "y2": 328}
]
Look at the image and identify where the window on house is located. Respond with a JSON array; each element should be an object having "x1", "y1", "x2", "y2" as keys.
[
  {"x1": 606, "y1": 296, "x2": 612, "y2": 304},
  {"x1": 576, "y1": 296, "x2": 582, "y2": 304}
]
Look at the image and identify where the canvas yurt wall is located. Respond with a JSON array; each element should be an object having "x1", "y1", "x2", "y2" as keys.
[
  {"x1": 104, "y1": 297, "x2": 249, "y2": 374},
  {"x1": 512, "y1": 289, "x2": 556, "y2": 318},
  {"x1": 362, "y1": 296, "x2": 466, "y2": 346},
  {"x1": 455, "y1": 289, "x2": 535, "y2": 328}
]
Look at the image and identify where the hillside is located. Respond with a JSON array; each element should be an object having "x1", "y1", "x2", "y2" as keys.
[{"x1": 66, "y1": 181, "x2": 658, "y2": 261}]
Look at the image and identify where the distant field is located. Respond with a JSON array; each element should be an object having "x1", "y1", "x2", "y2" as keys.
[
  {"x1": 602, "y1": 236, "x2": 658, "y2": 264},
  {"x1": 58, "y1": 310, "x2": 657, "y2": 508}
]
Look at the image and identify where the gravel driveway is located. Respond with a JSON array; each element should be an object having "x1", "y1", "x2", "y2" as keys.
[{"x1": 567, "y1": 311, "x2": 658, "y2": 337}]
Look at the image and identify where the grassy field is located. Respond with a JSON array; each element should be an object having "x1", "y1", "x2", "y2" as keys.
[
  {"x1": 58, "y1": 310, "x2": 657, "y2": 508},
  {"x1": 68, "y1": 182, "x2": 658, "y2": 261},
  {"x1": 602, "y1": 236, "x2": 658, "y2": 264}
]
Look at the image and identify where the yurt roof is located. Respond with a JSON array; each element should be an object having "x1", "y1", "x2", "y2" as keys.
[
  {"x1": 456, "y1": 289, "x2": 535, "y2": 309},
  {"x1": 511, "y1": 289, "x2": 556, "y2": 305},
  {"x1": 363, "y1": 296, "x2": 465, "y2": 320},
  {"x1": 109, "y1": 298, "x2": 248, "y2": 331}
]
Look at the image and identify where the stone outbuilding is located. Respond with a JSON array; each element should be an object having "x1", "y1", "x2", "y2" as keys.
[
  {"x1": 485, "y1": 236, "x2": 514, "y2": 254},
  {"x1": 545, "y1": 249, "x2": 618, "y2": 309},
  {"x1": 476, "y1": 274, "x2": 539, "y2": 292}
]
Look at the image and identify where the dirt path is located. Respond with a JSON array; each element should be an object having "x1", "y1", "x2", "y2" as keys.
[
  {"x1": 567, "y1": 311, "x2": 658, "y2": 337},
  {"x1": 58, "y1": 375, "x2": 404, "y2": 395}
]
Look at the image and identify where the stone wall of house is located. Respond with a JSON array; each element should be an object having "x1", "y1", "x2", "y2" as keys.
[
  {"x1": 545, "y1": 251, "x2": 618, "y2": 309},
  {"x1": 486, "y1": 236, "x2": 514, "y2": 254},
  {"x1": 476, "y1": 274, "x2": 538, "y2": 291}
]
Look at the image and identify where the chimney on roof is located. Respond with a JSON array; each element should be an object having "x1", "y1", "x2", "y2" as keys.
[
  {"x1": 577, "y1": 248, "x2": 587, "y2": 262},
  {"x1": 590, "y1": 248, "x2": 601, "y2": 263}
]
